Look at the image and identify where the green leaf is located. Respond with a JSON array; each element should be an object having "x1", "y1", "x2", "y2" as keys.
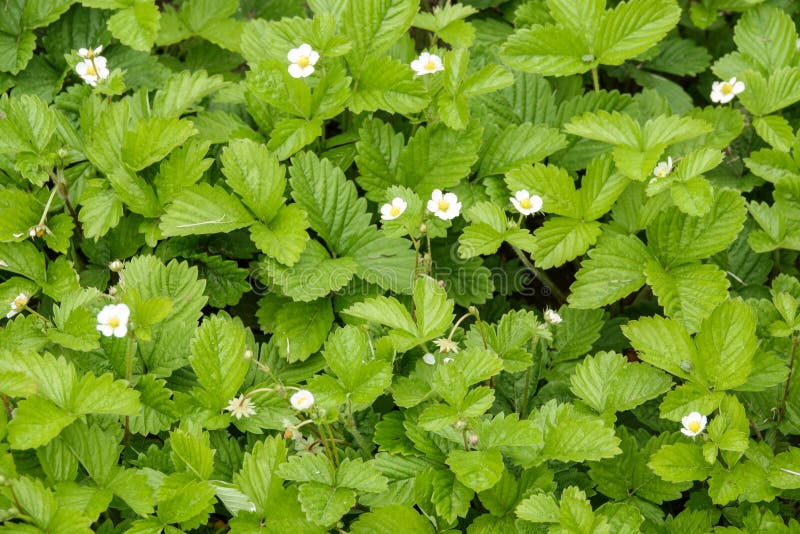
[
  {"x1": 170, "y1": 427, "x2": 215, "y2": 480},
  {"x1": 121, "y1": 116, "x2": 196, "y2": 171},
  {"x1": 648, "y1": 442, "x2": 712, "y2": 483},
  {"x1": 647, "y1": 189, "x2": 746, "y2": 266},
  {"x1": 546, "y1": 0, "x2": 605, "y2": 38},
  {"x1": 505, "y1": 163, "x2": 579, "y2": 218},
  {"x1": 68, "y1": 371, "x2": 140, "y2": 415},
  {"x1": 446, "y1": 448, "x2": 504, "y2": 493},
  {"x1": 289, "y1": 151, "x2": 372, "y2": 255},
  {"x1": 570, "y1": 351, "x2": 673, "y2": 416},
  {"x1": 350, "y1": 505, "x2": 434, "y2": 534},
  {"x1": 268, "y1": 117, "x2": 324, "y2": 161},
  {"x1": 234, "y1": 436, "x2": 286, "y2": 513},
  {"x1": 644, "y1": 260, "x2": 730, "y2": 333},
  {"x1": 355, "y1": 118, "x2": 405, "y2": 201},
  {"x1": 107, "y1": 0, "x2": 160, "y2": 51},
  {"x1": 7, "y1": 396, "x2": 77, "y2": 450},
  {"x1": 153, "y1": 69, "x2": 227, "y2": 118},
  {"x1": 298, "y1": 482, "x2": 356, "y2": 527},
  {"x1": 534, "y1": 401, "x2": 621, "y2": 464},
  {"x1": 532, "y1": 217, "x2": 602, "y2": 269},
  {"x1": 595, "y1": 0, "x2": 681, "y2": 66},
  {"x1": 516, "y1": 492, "x2": 560, "y2": 523},
  {"x1": 553, "y1": 307, "x2": 604, "y2": 361},
  {"x1": 156, "y1": 475, "x2": 216, "y2": 528},
  {"x1": 79, "y1": 187, "x2": 124, "y2": 240},
  {"x1": 189, "y1": 315, "x2": 249, "y2": 407},
  {"x1": 500, "y1": 24, "x2": 592, "y2": 76},
  {"x1": 622, "y1": 315, "x2": 696, "y2": 380},
  {"x1": 738, "y1": 67, "x2": 800, "y2": 116},
  {"x1": 195, "y1": 254, "x2": 250, "y2": 309},
  {"x1": 398, "y1": 121, "x2": 482, "y2": 198},
  {"x1": 429, "y1": 468, "x2": 474, "y2": 523},
  {"x1": 693, "y1": 299, "x2": 757, "y2": 391},
  {"x1": 644, "y1": 38, "x2": 711, "y2": 77},
  {"x1": 589, "y1": 429, "x2": 692, "y2": 504},
  {"x1": 269, "y1": 298, "x2": 334, "y2": 362},
  {"x1": 349, "y1": 56, "x2": 430, "y2": 115},
  {"x1": 336, "y1": 458, "x2": 389, "y2": 493},
  {"x1": 769, "y1": 448, "x2": 800, "y2": 490},
  {"x1": 569, "y1": 233, "x2": 652, "y2": 308},
  {"x1": 753, "y1": 115, "x2": 794, "y2": 152},
  {"x1": 342, "y1": 0, "x2": 418, "y2": 75},
  {"x1": 250, "y1": 204, "x2": 309, "y2": 267},
  {"x1": 322, "y1": 326, "x2": 392, "y2": 409},
  {"x1": 732, "y1": 5, "x2": 797, "y2": 75},
  {"x1": 128, "y1": 375, "x2": 178, "y2": 435},
  {"x1": 263, "y1": 240, "x2": 357, "y2": 301},
  {"x1": 160, "y1": 183, "x2": 255, "y2": 236},
  {"x1": 221, "y1": 139, "x2": 286, "y2": 222},
  {"x1": 478, "y1": 123, "x2": 567, "y2": 178}
]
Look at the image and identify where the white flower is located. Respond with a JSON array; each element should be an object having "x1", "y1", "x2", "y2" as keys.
[
  {"x1": 96, "y1": 303, "x2": 130, "y2": 338},
  {"x1": 410, "y1": 52, "x2": 444, "y2": 76},
  {"x1": 710, "y1": 77, "x2": 745, "y2": 104},
  {"x1": 381, "y1": 197, "x2": 408, "y2": 220},
  {"x1": 108, "y1": 259, "x2": 123, "y2": 272},
  {"x1": 433, "y1": 338, "x2": 459, "y2": 354},
  {"x1": 652, "y1": 156, "x2": 673, "y2": 179},
  {"x1": 510, "y1": 190, "x2": 543, "y2": 216},
  {"x1": 7, "y1": 293, "x2": 29, "y2": 319},
  {"x1": 226, "y1": 394, "x2": 257, "y2": 419},
  {"x1": 78, "y1": 45, "x2": 103, "y2": 59},
  {"x1": 544, "y1": 309, "x2": 562, "y2": 325},
  {"x1": 680, "y1": 412, "x2": 708, "y2": 437},
  {"x1": 76, "y1": 55, "x2": 110, "y2": 87},
  {"x1": 290, "y1": 389, "x2": 315, "y2": 411},
  {"x1": 422, "y1": 353, "x2": 436, "y2": 365},
  {"x1": 427, "y1": 189, "x2": 462, "y2": 220},
  {"x1": 287, "y1": 43, "x2": 319, "y2": 78}
]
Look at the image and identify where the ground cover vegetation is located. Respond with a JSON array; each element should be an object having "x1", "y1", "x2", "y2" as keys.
[{"x1": 0, "y1": 0, "x2": 799, "y2": 532}]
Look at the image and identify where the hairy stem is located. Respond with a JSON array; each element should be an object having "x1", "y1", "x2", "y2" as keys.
[{"x1": 511, "y1": 246, "x2": 567, "y2": 304}]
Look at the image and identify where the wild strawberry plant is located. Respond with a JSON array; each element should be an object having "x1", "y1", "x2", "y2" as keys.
[{"x1": 0, "y1": 0, "x2": 799, "y2": 532}]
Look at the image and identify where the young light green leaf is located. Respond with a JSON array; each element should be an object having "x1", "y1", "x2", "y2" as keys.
[{"x1": 446, "y1": 448, "x2": 504, "y2": 493}]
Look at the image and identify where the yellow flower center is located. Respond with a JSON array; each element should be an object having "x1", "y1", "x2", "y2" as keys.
[
  {"x1": 688, "y1": 421, "x2": 701, "y2": 433},
  {"x1": 721, "y1": 83, "x2": 733, "y2": 95},
  {"x1": 85, "y1": 63, "x2": 96, "y2": 76},
  {"x1": 13, "y1": 297, "x2": 26, "y2": 308},
  {"x1": 297, "y1": 56, "x2": 310, "y2": 68},
  {"x1": 425, "y1": 60, "x2": 437, "y2": 71},
  {"x1": 520, "y1": 198, "x2": 532, "y2": 209},
  {"x1": 390, "y1": 206, "x2": 402, "y2": 216},
  {"x1": 108, "y1": 316, "x2": 120, "y2": 328},
  {"x1": 438, "y1": 200, "x2": 450, "y2": 212}
]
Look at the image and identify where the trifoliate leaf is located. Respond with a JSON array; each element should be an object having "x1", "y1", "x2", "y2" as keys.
[
  {"x1": 349, "y1": 55, "x2": 430, "y2": 115},
  {"x1": 531, "y1": 217, "x2": 602, "y2": 269},
  {"x1": 298, "y1": 482, "x2": 356, "y2": 527},
  {"x1": 570, "y1": 352, "x2": 673, "y2": 416},
  {"x1": 644, "y1": 260, "x2": 730, "y2": 333},
  {"x1": 221, "y1": 138, "x2": 286, "y2": 223},
  {"x1": 594, "y1": 0, "x2": 681, "y2": 66},
  {"x1": 263, "y1": 240, "x2": 357, "y2": 302},
  {"x1": 342, "y1": 0, "x2": 418, "y2": 75},
  {"x1": 534, "y1": 400, "x2": 621, "y2": 464},
  {"x1": 269, "y1": 298, "x2": 334, "y2": 362},
  {"x1": 731, "y1": 5, "x2": 797, "y2": 75},
  {"x1": 622, "y1": 315, "x2": 696, "y2": 380},
  {"x1": 249, "y1": 204, "x2": 309, "y2": 267}
]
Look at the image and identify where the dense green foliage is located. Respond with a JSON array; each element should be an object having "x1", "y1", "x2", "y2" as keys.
[{"x1": 1, "y1": 0, "x2": 800, "y2": 532}]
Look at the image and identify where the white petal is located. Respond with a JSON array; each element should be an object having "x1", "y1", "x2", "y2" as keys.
[
  {"x1": 443, "y1": 192, "x2": 458, "y2": 205},
  {"x1": 529, "y1": 195, "x2": 543, "y2": 212},
  {"x1": 288, "y1": 64, "x2": 304, "y2": 78},
  {"x1": 680, "y1": 427, "x2": 695, "y2": 437},
  {"x1": 97, "y1": 306, "x2": 113, "y2": 324},
  {"x1": 422, "y1": 353, "x2": 436, "y2": 365},
  {"x1": 417, "y1": 52, "x2": 431, "y2": 64},
  {"x1": 308, "y1": 50, "x2": 320, "y2": 65},
  {"x1": 298, "y1": 43, "x2": 313, "y2": 56},
  {"x1": 515, "y1": 190, "x2": 530, "y2": 202},
  {"x1": 97, "y1": 324, "x2": 114, "y2": 336},
  {"x1": 94, "y1": 45, "x2": 103, "y2": 55},
  {"x1": 113, "y1": 325, "x2": 128, "y2": 338},
  {"x1": 76, "y1": 61, "x2": 89, "y2": 75},
  {"x1": 287, "y1": 48, "x2": 302, "y2": 62},
  {"x1": 93, "y1": 56, "x2": 107, "y2": 69},
  {"x1": 300, "y1": 65, "x2": 315, "y2": 77},
  {"x1": 426, "y1": 199, "x2": 439, "y2": 213},
  {"x1": 78, "y1": 48, "x2": 89, "y2": 58},
  {"x1": 510, "y1": 197, "x2": 524, "y2": 214},
  {"x1": 733, "y1": 81, "x2": 745, "y2": 93},
  {"x1": 6, "y1": 310, "x2": 18, "y2": 319}
]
